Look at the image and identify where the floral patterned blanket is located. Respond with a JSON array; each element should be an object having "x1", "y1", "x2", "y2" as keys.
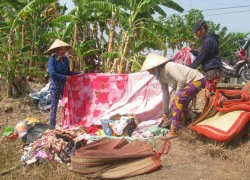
[{"x1": 62, "y1": 72, "x2": 163, "y2": 127}]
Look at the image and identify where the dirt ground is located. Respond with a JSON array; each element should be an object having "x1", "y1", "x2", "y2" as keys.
[{"x1": 0, "y1": 82, "x2": 249, "y2": 180}]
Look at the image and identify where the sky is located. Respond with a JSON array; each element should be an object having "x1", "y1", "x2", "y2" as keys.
[
  {"x1": 169, "y1": 0, "x2": 250, "y2": 33},
  {"x1": 60, "y1": 0, "x2": 250, "y2": 33}
]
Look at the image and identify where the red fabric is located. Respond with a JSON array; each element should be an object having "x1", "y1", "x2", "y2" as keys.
[
  {"x1": 237, "y1": 49, "x2": 250, "y2": 62},
  {"x1": 214, "y1": 89, "x2": 250, "y2": 112},
  {"x1": 240, "y1": 50, "x2": 245, "y2": 56},
  {"x1": 238, "y1": 49, "x2": 246, "y2": 60},
  {"x1": 190, "y1": 89, "x2": 250, "y2": 142},
  {"x1": 205, "y1": 75, "x2": 221, "y2": 94},
  {"x1": 5, "y1": 133, "x2": 18, "y2": 140},
  {"x1": 85, "y1": 125, "x2": 102, "y2": 134},
  {"x1": 172, "y1": 47, "x2": 192, "y2": 66}
]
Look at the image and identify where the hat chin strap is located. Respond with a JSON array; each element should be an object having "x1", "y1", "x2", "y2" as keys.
[
  {"x1": 54, "y1": 53, "x2": 63, "y2": 61},
  {"x1": 154, "y1": 67, "x2": 160, "y2": 80}
]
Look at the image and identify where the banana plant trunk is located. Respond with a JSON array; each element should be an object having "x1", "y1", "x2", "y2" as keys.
[
  {"x1": 93, "y1": 22, "x2": 100, "y2": 49},
  {"x1": 7, "y1": 31, "x2": 15, "y2": 97},
  {"x1": 22, "y1": 24, "x2": 25, "y2": 48},
  {"x1": 118, "y1": 33, "x2": 129, "y2": 73},
  {"x1": 106, "y1": 12, "x2": 116, "y2": 71},
  {"x1": 72, "y1": 23, "x2": 78, "y2": 70}
]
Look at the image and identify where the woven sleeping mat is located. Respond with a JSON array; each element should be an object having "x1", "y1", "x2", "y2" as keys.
[
  {"x1": 191, "y1": 89, "x2": 250, "y2": 142},
  {"x1": 71, "y1": 138, "x2": 161, "y2": 179}
]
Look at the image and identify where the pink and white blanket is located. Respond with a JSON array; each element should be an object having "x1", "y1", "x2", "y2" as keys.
[
  {"x1": 172, "y1": 47, "x2": 194, "y2": 66},
  {"x1": 61, "y1": 72, "x2": 163, "y2": 127}
]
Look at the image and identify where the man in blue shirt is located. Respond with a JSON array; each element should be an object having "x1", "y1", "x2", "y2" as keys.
[
  {"x1": 190, "y1": 19, "x2": 222, "y2": 96},
  {"x1": 47, "y1": 39, "x2": 79, "y2": 128}
]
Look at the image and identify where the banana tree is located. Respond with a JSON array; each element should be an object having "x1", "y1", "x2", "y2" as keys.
[
  {"x1": 0, "y1": 0, "x2": 29, "y2": 97},
  {"x1": 105, "y1": 11, "x2": 116, "y2": 71},
  {"x1": 88, "y1": 0, "x2": 184, "y2": 73},
  {"x1": 1, "y1": 0, "x2": 64, "y2": 97},
  {"x1": 53, "y1": 0, "x2": 108, "y2": 72}
]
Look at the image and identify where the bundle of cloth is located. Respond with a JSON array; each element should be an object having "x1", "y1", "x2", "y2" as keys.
[
  {"x1": 29, "y1": 82, "x2": 51, "y2": 111},
  {"x1": 172, "y1": 47, "x2": 196, "y2": 66}
]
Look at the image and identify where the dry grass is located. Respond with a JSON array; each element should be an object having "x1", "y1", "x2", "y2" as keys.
[
  {"x1": 0, "y1": 124, "x2": 249, "y2": 179},
  {"x1": 203, "y1": 143, "x2": 229, "y2": 159},
  {"x1": 178, "y1": 128, "x2": 199, "y2": 143},
  {"x1": 178, "y1": 125, "x2": 250, "y2": 160},
  {"x1": 0, "y1": 138, "x2": 85, "y2": 180}
]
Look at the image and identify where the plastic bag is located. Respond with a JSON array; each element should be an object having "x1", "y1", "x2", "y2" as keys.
[
  {"x1": 14, "y1": 121, "x2": 28, "y2": 138},
  {"x1": 2, "y1": 125, "x2": 14, "y2": 137},
  {"x1": 22, "y1": 122, "x2": 53, "y2": 144}
]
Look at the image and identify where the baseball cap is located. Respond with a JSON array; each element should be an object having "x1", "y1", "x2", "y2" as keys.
[{"x1": 192, "y1": 19, "x2": 206, "y2": 33}]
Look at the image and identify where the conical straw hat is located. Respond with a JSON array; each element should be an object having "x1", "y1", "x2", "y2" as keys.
[
  {"x1": 141, "y1": 53, "x2": 169, "y2": 72},
  {"x1": 47, "y1": 39, "x2": 71, "y2": 53}
]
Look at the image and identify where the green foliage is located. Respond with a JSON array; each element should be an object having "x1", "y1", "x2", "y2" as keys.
[
  {"x1": 87, "y1": 1, "x2": 117, "y2": 12},
  {"x1": 0, "y1": 0, "x2": 69, "y2": 96},
  {"x1": 0, "y1": 0, "x2": 249, "y2": 97},
  {"x1": 31, "y1": 56, "x2": 48, "y2": 62},
  {"x1": 77, "y1": 40, "x2": 100, "y2": 57},
  {"x1": 219, "y1": 32, "x2": 250, "y2": 63},
  {"x1": 12, "y1": 0, "x2": 57, "y2": 27},
  {"x1": 129, "y1": 54, "x2": 146, "y2": 72},
  {"x1": 165, "y1": 9, "x2": 204, "y2": 51},
  {"x1": 102, "y1": 52, "x2": 121, "y2": 59},
  {"x1": 53, "y1": 15, "x2": 76, "y2": 23},
  {"x1": 159, "y1": 0, "x2": 184, "y2": 12},
  {"x1": 82, "y1": 49, "x2": 102, "y2": 57},
  {"x1": 132, "y1": 41, "x2": 160, "y2": 53},
  {"x1": 20, "y1": 45, "x2": 31, "y2": 52}
]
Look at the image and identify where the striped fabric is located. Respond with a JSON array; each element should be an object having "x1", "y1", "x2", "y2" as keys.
[{"x1": 71, "y1": 138, "x2": 164, "y2": 179}]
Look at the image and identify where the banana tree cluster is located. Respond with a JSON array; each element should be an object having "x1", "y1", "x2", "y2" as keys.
[{"x1": 0, "y1": 0, "x2": 249, "y2": 98}]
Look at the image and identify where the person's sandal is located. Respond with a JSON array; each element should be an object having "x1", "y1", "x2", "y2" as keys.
[
  {"x1": 160, "y1": 132, "x2": 177, "y2": 140},
  {"x1": 160, "y1": 117, "x2": 173, "y2": 129}
]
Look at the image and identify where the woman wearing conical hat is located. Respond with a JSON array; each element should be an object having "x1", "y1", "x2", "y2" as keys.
[
  {"x1": 47, "y1": 39, "x2": 79, "y2": 128},
  {"x1": 141, "y1": 53, "x2": 205, "y2": 138}
]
